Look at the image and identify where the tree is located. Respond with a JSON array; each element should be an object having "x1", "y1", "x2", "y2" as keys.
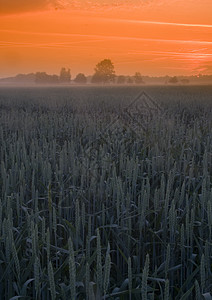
[
  {"x1": 60, "y1": 67, "x2": 71, "y2": 83},
  {"x1": 181, "y1": 79, "x2": 190, "y2": 85},
  {"x1": 92, "y1": 59, "x2": 115, "y2": 84},
  {"x1": 168, "y1": 76, "x2": 178, "y2": 84},
  {"x1": 134, "y1": 72, "x2": 144, "y2": 84},
  {"x1": 74, "y1": 73, "x2": 87, "y2": 84},
  {"x1": 35, "y1": 72, "x2": 59, "y2": 84},
  {"x1": 117, "y1": 75, "x2": 126, "y2": 84},
  {"x1": 126, "y1": 76, "x2": 134, "y2": 84}
]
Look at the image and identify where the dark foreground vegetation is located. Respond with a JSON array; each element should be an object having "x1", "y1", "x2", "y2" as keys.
[{"x1": 0, "y1": 86, "x2": 212, "y2": 299}]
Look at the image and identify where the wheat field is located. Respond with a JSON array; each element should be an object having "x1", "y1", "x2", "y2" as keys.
[{"x1": 0, "y1": 86, "x2": 211, "y2": 299}]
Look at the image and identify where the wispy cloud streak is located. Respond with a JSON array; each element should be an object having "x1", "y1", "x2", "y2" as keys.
[
  {"x1": 1, "y1": 30, "x2": 212, "y2": 45},
  {"x1": 113, "y1": 19, "x2": 212, "y2": 28}
]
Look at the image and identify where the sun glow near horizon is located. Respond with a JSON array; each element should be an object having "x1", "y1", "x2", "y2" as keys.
[{"x1": 1, "y1": 0, "x2": 212, "y2": 78}]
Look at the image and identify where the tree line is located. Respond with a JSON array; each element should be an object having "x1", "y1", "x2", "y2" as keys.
[
  {"x1": 35, "y1": 59, "x2": 146, "y2": 85},
  {"x1": 34, "y1": 59, "x2": 190, "y2": 85},
  {"x1": 35, "y1": 68, "x2": 86, "y2": 84}
]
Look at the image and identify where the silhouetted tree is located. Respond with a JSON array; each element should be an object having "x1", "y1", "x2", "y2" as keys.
[
  {"x1": 35, "y1": 72, "x2": 59, "y2": 84},
  {"x1": 181, "y1": 79, "x2": 190, "y2": 85},
  {"x1": 74, "y1": 73, "x2": 87, "y2": 84},
  {"x1": 126, "y1": 76, "x2": 134, "y2": 84},
  {"x1": 60, "y1": 68, "x2": 71, "y2": 83},
  {"x1": 164, "y1": 75, "x2": 170, "y2": 84},
  {"x1": 168, "y1": 76, "x2": 178, "y2": 84},
  {"x1": 134, "y1": 72, "x2": 144, "y2": 84},
  {"x1": 117, "y1": 75, "x2": 126, "y2": 84},
  {"x1": 92, "y1": 59, "x2": 115, "y2": 83}
]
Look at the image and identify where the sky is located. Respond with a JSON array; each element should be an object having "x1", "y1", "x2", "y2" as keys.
[{"x1": 1, "y1": 0, "x2": 212, "y2": 78}]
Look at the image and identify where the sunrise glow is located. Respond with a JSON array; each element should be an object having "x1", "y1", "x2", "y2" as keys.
[{"x1": 1, "y1": 0, "x2": 212, "y2": 77}]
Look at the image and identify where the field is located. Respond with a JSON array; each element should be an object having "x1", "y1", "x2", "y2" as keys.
[{"x1": 0, "y1": 86, "x2": 212, "y2": 299}]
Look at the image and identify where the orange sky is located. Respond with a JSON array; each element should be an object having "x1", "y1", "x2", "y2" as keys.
[{"x1": 1, "y1": 0, "x2": 212, "y2": 77}]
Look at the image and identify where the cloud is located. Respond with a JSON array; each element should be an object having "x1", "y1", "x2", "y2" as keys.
[
  {"x1": 59, "y1": 0, "x2": 153, "y2": 10},
  {"x1": 1, "y1": 30, "x2": 212, "y2": 46},
  {"x1": 193, "y1": 62, "x2": 212, "y2": 73},
  {"x1": 114, "y1": 19, "x2": 212, "y2": 28},
  {"x1": 0, "y1": 0, "x2": 152, "y2": 14},
  {"x1": 0, "y1": 0, "x2": 62, "y2": 15}
]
